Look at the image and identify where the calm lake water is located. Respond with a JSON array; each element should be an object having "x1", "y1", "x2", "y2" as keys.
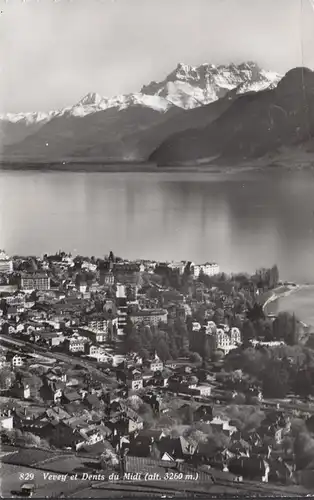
[
  {"x1": 1, "y1": 168, "x2": 314, "y2": 285},
  {"x1": 266, "y1": 285, "x2": 314, "y2": 328}
]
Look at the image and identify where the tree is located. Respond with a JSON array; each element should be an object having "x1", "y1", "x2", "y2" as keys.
[
  {"x1": 183, "y1": 405, "x2": 194, "y2": 425},
  {"x1": 125, "y1": 329, "x2": 143, "y2": 354},
  {"x1": 262, "y1": 362, "x2": 290, "y2": 399},
  {"x1": 75, "y1": 272, "x2": 84, "y2": 288},
  {"x1": 139, "y1": 348, "x2": 150, "y2": 361},
  {"x1": 273, "y1": 312, "x2": 300, "y2": 345},
  {"x1": 213, "y1": 308, "x2": 225, "y2": 325},
  {"x1": 1, "y1": 429, "x2": 22, "y2": 445},
  {"x1": 202, "y1": 337, "x2": 212, "y2": 361},
  {"x1": 294, "y1": 369, "x2": 313, "y2": 397},
  {"x1": 242, "y1": 320, "x2": 256, "y2": 346},
  {"x1": 20, "y1": 432, "x2": 41, "y2": 447},
  {"x1": 138, "y1": 403, "x2": 154, "y2": 427},
  {"x1": 211, "y1": 350, "x2": 225, "y2": 362},
  {"x1": 270, "y1": 265, "x2": 279, "y2": 289},
  {"x1": 247, "y1": 303, "x2": 265, "y2": 322},
  {"x1": 0, "y1": 369, "x2": 15, "y2": 391},
  {"x1": 232, "y1": 393, "x2": 246, "y2": 405},
  {"x1": 294, "y1": 431, "x2": 314, "y2": 470},
  {"x1": 126, "y1": 395, "x2": 144, "y2": 412},
  {"x1": 101, "y1": 446, "x2": 119, "y2": 468},
  {"x1": 169, "y1": 337, "x2": 179, "y2": 360},
  {"x1": 156, "y1": 339, "x2": 171, "y2": 362},
  {"x1": 189, "y1": 352, "x2": 202, "y2": 364},
  {"x1": 150, "y1": 442, "x2": 161, "y2": 460}
]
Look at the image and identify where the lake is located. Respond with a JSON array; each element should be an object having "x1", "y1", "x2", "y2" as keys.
[
  {"x1": 1, "y1": 168, "x2": 314, "y2": 284},
  {"x1": 266, "y1": 285, "x2": 314, "y2": 329}
]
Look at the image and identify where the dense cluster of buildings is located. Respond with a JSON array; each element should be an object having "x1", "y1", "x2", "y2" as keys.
[
  {"x1": 0, "y1": 252, "x2": 226, "y2": 360},
  {"x1": 0, "y1": 250, "x2": 312, "y2": 489}
]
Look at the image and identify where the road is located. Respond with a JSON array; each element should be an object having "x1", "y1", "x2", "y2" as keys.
[
  {"x1": 3, "y1": 333, "x2": 314, "y2": 417},
  {"x1": 0, "y1": 333, "x2": 114, "y2": 380}
]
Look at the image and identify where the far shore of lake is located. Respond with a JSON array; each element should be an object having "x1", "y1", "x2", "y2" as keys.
[{"x1": 0, "y1": 156, "x2": 313, "y2": 174}]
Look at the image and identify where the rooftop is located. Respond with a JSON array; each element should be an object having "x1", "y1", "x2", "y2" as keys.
[
  {"x1": 20, "y1": 273, "x2": 49, "y2": 279},
  {"x1": 130, "y1": 309, "x2": 168, "y2": 317}
]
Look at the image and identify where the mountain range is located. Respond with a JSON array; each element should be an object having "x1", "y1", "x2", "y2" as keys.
[
  {"x1": 3, "y1": 61, "x2": 308, "y2": 165},
  {"x1": 150, "y1": 67, "x2": 314, "y2": 165}
]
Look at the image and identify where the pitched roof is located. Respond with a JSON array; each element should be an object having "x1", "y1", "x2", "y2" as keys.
[
  {"x1": 161, "y1": 452, "x2": 175, "y2": 462},
  {"x1": 81, "y1": 441, "x2": 108, "y2": 455},
  {"x1": 63, "y1": 390, "x2": 81, "y2": 401},
  {"x1": 196, "y1": 442, "x2": 218, "y2": 458},
  {"x1": 229, "y1": 439, "x2": 250, "y2": 453},
  {"x1": 137, "y1": 429, "x2": 164, "y2": 441},
  {"x1": 157, "y1": 436, "x2": 194, "y2": 459},
  {"x1": 97, "y1": 425, "x2": 112, "y2": 437},
  {"x1": 64, "y1": 416, "x2": 88, "y2": 429},
  {"x1": 85, "y1": 394, "x2": 101, "y2": 407}
]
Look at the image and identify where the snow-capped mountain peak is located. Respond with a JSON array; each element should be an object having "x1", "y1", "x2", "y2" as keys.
[
  {"x1": 78, "y1": 92, "x2": 104, "y2": 106},
  {"x1": 141, "y1": 61, "x2": 283, "y2": 109},
  {"x1": 0, "y1": 61, "x2": 282, "y2": 129},
  {"x1": 0, "y1": 110, "x2": 58, "y2": 125},
  {"x1": 60, "y1": 92, "x2": 174, "y2": 118},
  {"x1": 0, "y1": 92, "x2": 174, "y2": 125}
]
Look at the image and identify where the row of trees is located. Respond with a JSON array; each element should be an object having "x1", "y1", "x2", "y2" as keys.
[
  {"x1": 124, "y1": 318, "x2": 191, "y2": 362},
  {"x1": 225, "y1": 344, "x2": 314, "y2": 399},
  {"x1": 242, "y1": 311, "x2": 301, "y2": 346},
  {"x1": 1, "y1": 428, "x2": 49, "y2": 449}
]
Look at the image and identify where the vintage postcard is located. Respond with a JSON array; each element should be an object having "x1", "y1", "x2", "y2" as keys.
[{"x1": 1, "y1": 0, "x2": 314, "y2": 498}]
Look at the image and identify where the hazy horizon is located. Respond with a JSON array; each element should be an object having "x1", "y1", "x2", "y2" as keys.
[{"x1": 1, "y1": 0, "x2": 314, "y2": 113}]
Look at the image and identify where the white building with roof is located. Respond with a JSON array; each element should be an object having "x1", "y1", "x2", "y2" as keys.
[
  {"x1": 192, "y1": 263, "x2": 219, "y2": 278},
  {"x1": 0, "y1": 251, "x2": 13, "y2": 274},
  {"x1": 210, "y1": 416, "x2": 237, "y2": 436}
]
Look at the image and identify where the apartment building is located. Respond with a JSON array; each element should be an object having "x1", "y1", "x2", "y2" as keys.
[
  {"x1": 88, "y1": 345, "x2": 112, "y2": 363},
  {"x1": 116, "y1": 297, "x2": 128, "y2": 337},
  {"x1": 64, "y1": 336, "x2": 87, "y2": 353},
  {"x1": 87, "y1": 315, "x2": 118, "y2": 338},
  {"x1": 192, "y1": 263, "x2": 220, "y2": 278},
  {"x1": 129, "y1": 309, "x2": 168, "y2": 326},
  {"x1": 80, "y1": 327, "x2": 109, "y2": 344},
  {"x1": 20, "y1": 273, "x2": 50, "y2": 291}
]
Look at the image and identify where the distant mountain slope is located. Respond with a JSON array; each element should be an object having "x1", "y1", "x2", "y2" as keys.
[
  {"x1": 141, "y1": 61, "x2": 281, "y2": 109},
  {"x1": 150, "y1": 67, "x2": 314, "y2": 165},
  {"x1": 78, "y1": 88, "x2": 239, "y2": 161},
  {"x1": 2, "y1": 94, "x2": 177, "y2": 161},
  {"x1": 0, "y1": 111, "x2": 58, "y2": 146},
  {"x1": 0, "y1": 93, "x2": 174, "y2": 151},
  {"x1": 0, "y1": 61, "x2": 283, "y2": 162}
]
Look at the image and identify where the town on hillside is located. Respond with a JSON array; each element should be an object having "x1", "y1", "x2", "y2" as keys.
[{"x1": 1, "y1": 249, "x2": 314, "y2": 494}]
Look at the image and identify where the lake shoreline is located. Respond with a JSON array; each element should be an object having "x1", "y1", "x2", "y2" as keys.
[
  {"x1": 262, "y1": 284, "x2": 303, "y2": 311},
  {"x1": 0, "y1": 161, "x2": 298, "y2": 174},
  {"x1": 1, "y1": 151, "x2": 314, "y2": 173},
  {"x1": 262, "y1": 284, "x2": 314, "y2": 329}
]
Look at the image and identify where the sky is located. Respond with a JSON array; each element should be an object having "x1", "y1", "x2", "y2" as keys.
[{"x1": 1, "y1": 0, "x2": 314, "y2": 113}]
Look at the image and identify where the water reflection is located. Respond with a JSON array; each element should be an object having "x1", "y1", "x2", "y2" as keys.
[{"x1": 1, "y1": 169, "x2": 314, "y2": 281}]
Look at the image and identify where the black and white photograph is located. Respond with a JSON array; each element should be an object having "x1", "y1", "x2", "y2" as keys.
[{"x1": 1, "y1": 0, "x2": 314, "y2": 497}]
